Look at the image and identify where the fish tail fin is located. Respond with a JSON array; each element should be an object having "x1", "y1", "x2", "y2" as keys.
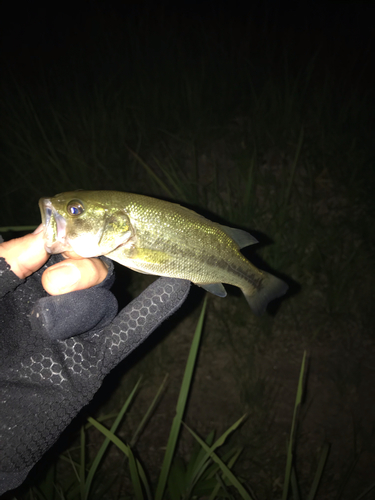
[{"x1": 243, "y1": 272, "x2": 288, "y2": 315}]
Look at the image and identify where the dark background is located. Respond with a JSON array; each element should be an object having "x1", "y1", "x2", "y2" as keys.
[{"x1": 1, "y1": 1, "x2": 375, "y2": 498}]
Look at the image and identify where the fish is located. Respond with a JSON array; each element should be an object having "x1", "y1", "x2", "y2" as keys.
[{"x1": 39, "y1": 190, "x2": 288, "y2": 314}]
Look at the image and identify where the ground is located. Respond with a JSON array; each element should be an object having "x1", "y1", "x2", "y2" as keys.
[{"x1": 81, "y1": 266, "x2": 375, "y2": 499}]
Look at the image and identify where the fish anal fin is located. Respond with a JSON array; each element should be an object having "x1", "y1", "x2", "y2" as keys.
[
  {"x1": 220, "y1": 225, "x2": 258, "y2": 249},
  {"x1": 199, "y1": 283, "x2": 227, "y2": 298}
]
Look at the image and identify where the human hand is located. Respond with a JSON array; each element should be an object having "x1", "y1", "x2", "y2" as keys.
[
  {"x1": 0, "y1": 228, "x2": 190, "y2": 494},
  {"x1": 0, "y1": 226, "x2": 118, "y2": 340},
  {"x1": 0, "y1": 224, "x2": 108, "y2": 294}
]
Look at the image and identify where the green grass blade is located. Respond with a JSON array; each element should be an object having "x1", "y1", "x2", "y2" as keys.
[
  {"x1": 184, "y1": 433, "x2": 216, "y2": 489},
  {"x1": 127, "y1": 445, "x2": 145, "y2": 500},
  {"x1": 155, "y1": 296, "x2": 207, "y2": 500},
  {"x1": 33, "y1": 462, "x2": 56, "y2": 500},
  {"x1": 80, "y1": 426, "x2": 86, "y2": 499},
  {"x1": 83, "y1": 377, "x2": 142, "y2": 500},
  {"x1": 183, "y1": 424, "x2": 254, "y2": 500},
  {"x1": 60, "y1": 459, "x2": 82, "y2": 500},
  {"x1": 206, "y1": 446, "x2": 243, "y2": 480},
  {"x1": 167, "y1": 457, "x2": 187, "y2": 500},
  {"x1": 61, "y1": 450, "x2": 80, "y2": 482},
  {"x1": 187, "y1": 414, "x2": 247, "y2": 489},
  {"x1": 185, "y1": 430, "x2": 216, "y2": 483},
  {"x1": 282, "y1": 351, "x2": 307, "y2": 500},
  {"x1": 208, "y1": 447, "x2": 243, "y2": 499},
  {"x1": 130, "y1": 374, "x2": 169, "y2": 448},
  {"x1": 306, "y1": 443, "x2": 330, "y2": 500},
  {"x1": 291, "y1": 466, "x2": 301, "y2": 500},
  {"x1": 88, "y1": 418, "x2": 152, "y2": 500},
  {"x1": 84, "y1": 411, "x2": 121, "y2": 427},
  {"x1": 211, "y1": 472, "x2": 233, "y2": 500}
]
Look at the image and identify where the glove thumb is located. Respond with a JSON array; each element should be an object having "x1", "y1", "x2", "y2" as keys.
[{"x1": 30, "y1": 287, "x2": 118, "y2": 340}]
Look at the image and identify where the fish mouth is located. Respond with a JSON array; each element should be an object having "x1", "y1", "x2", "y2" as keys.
[{"x1": 39, "y1": 198, "x2": 71, "y2": 254}]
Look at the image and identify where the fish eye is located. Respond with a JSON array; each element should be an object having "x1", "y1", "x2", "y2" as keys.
[{"x1": 67, "y1": 200, "x2": 85, "y2": 216}]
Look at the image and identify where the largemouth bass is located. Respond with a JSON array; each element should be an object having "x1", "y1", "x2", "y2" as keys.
[{"x1": 39, "y1": 190, "x2": 288, "y2": 314}]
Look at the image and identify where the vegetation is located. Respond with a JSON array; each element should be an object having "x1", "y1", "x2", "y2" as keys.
[
  {"x1": 15, "y1": 305, "x2": 354, "y2": 500},
  {"x1": 1, "y1": 3, "x2": 374, "y2": 498}
]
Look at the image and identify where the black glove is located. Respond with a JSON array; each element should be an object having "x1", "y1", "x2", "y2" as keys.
[{"x1": 0, "y1": 253, "x2": 190, "y2": 495}]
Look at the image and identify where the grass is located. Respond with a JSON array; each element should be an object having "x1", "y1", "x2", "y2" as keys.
[
  {"x1": 17, "y1": 298, "x2": 254, "y2": 499},
  {"x1": 15, "y1": 304, "x2": 364, "y2": 500},
  {"x1": 1, "y1": 3, "x2": 375, "y2": 497}
]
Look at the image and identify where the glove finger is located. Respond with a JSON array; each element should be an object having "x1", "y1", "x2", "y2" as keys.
[
  {"x1": 30, "y1": 288, "x2": 118, "y2": 340},
  {"x1": 98, "y1": 277, "x2": 190, "y2": 371}
]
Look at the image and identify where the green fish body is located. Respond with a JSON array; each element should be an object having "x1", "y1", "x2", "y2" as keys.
[{"x1": 39, "y1": 190, "x2": 288, "y2": 314}]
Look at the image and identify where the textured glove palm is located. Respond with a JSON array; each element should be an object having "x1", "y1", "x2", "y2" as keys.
[{"x1": 0, "y1": 254, "x2": 190, "y2": 494}]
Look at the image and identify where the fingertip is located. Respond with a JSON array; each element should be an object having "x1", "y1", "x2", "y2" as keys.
[
  {"x1": 42, "y1": 263, "x2": 82, "y2": 295},
  {"x1": 0, "y1": 231, "x2": 49, "y2": 278},
  {"x1": 42, "y1": 257, "x2": 109, "y2": 295}
]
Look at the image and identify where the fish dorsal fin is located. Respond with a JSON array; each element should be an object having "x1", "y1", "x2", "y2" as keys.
[
  {"x1": 176, "y1": 204, "x2": 258, "y2": 249},
  {"x1": 220, "y1": 225, "x2": 258, "y2": 249},
  {"x1": 200, "y1": 283, "x2": 227, "y2": 297}
]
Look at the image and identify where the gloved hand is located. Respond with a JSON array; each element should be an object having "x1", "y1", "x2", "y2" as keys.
[{"x1": 0, "y1": 231, "x2": 190, "y2": 495}]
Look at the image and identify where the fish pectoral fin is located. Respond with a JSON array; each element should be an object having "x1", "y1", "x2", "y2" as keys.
[
  {"x1": 220, "y1": 225, "x2": 258, "y2": 249},
  {"x1": 110, "y1": 246, "x2": 171, "y2": 267},
  {"x1": 133, "y1": 248, "x2": 171, "y2": 265},
  {"x1": 199, "y1": 283, "x2": 227, "y2": 298}
]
